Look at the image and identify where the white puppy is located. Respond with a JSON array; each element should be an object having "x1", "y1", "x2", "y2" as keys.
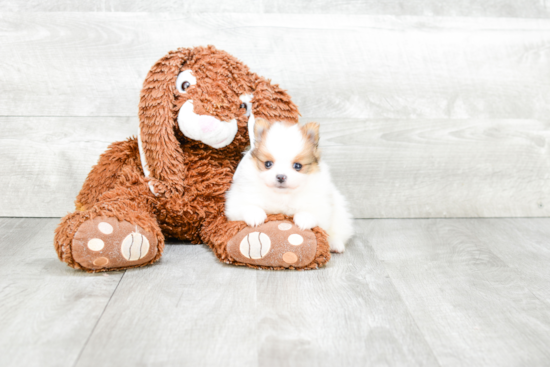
[{"x1": 225, "y1": 119, "x2": 354, "y2": 253}]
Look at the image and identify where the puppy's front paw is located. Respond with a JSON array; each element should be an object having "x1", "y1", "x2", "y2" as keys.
[
  {"x1": 243, "y1": 206, "x2": 267, "y2": 227},
  {"x1": 329, "y1": 239, "x2": 345, "y2": 253},
  {"x1": 293, "y1": 212, "x2": 317, "y2": 230}
]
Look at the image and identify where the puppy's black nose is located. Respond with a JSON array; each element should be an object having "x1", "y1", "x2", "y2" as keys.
[{"x1": 276, "y1": 174, "x2": 287, "y2": 183}]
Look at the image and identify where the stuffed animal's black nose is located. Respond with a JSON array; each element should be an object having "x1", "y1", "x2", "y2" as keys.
[{"x1": 276, "y1": 174, "x2": 287, "y2": 183}]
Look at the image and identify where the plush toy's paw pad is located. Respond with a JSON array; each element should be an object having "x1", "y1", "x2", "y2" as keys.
[
  {"x1": 72, "y1": 216, "x2": 158, "y2": 271},
  {"x1": 227, "y1": 221, "x2": 317, "y2": 268}
]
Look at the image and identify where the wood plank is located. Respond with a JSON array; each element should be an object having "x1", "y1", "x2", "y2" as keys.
[
  {"x1": 1, "y1": 14, "x2": 550, "y2": 119},
  {"x1": 361, "y1": 218, "x2": 550, "y2": 366},
  {"x1": 0, "y1": 117, "x2": 135, "y2": 217},
  {"x1": 74, "y1": 243, "x2": 259, "y2": 367},
  {"x1": 1, "y1": 0, "x2": 548, "y2": 18},
  {"x1": 0, "y1": 218, "x2": 124, "y2": 367},
  {"x1": 254, "y1": 225, "x2": 439, "y2": 366},
  {"x1": 75, "y1": 224, "x2": 439, "y2": 367},
  {"x1": 460, "y1": 218, "x2": 550, "y2": 303},
  {"x1": 321, "y1": 118, "x2": 550, "y2": 218},
  {"x1": 1, "y1": 116, "x2": 548, "y2": 218},
  {"x1": 3, "y1": 217, "x2": 550, "y2": 366}
]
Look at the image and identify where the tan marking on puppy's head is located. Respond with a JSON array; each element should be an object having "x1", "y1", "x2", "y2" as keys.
[
  {"x1": 251, "y1": 120, "x2": 321, "y2": 175},
  {"x1": 251, "y1": 118, "x2": 275, "y2": 171},
  {"x1": 294, "y1": 122, "x2": 321, "y2": 174},
  {"x1": 249, "y1": 121, "x2": 321, "y2": 190},
  {"x1": 253, "y1": 118, "x2": 271, "y2": 143}
]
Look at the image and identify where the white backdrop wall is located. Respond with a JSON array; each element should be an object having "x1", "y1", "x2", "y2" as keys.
[{"x1": 0, "y1": 9, "x2": 549, "y2": 218}]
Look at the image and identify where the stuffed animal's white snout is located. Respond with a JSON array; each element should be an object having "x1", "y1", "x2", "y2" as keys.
[
  {"x1": 199, "y1": 116, "x2": 219, "y2": 133},
  {"x1": 177, "y1": 100, "x2": 238, "y2": 149}
]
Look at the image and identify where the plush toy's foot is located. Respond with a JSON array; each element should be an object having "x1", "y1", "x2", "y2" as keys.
[
  {"x1": 227, "y1": 220, "x2": 323, "y2": 269},
  {"x1": 71, "y1": 216, "x2": 158, "y2": 271}
]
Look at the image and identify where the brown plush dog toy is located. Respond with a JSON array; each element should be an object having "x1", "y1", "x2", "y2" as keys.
[{"x1": 54, "y1": 46, "x2": 331, "y2": 272}]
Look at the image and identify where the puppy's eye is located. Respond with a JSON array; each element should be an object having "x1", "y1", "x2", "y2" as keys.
[
  {"x1": 240, "y1": 103, "x2": 247, "y2": 110},
  {"x1": 181, "y1": 81, "x2": 190, "y2": 91},
  {"x1": 293, "y1": 163, "x2": 302, "y2": 171},
  {"x1": 265, "y1": 161, "x2": 273, "y2": 169}
]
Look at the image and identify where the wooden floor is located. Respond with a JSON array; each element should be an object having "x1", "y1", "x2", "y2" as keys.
[{"x1": 1, "y1": 217, "x2": 549, "y2": 366}]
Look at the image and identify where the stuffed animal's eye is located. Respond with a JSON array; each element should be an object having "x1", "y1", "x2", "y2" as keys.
[
  {"x1": 176, "y1": 70, "x2": 197, "y2": 93},
  {"x1": 265, "y1": 161, "x2": 273, "y2": 169},
  {"x1": 239, "y1": 94, "x2": 253, "y2": 117},
  {"x1": 293, "y1": 163, "x2": 302, "y2": 171}
]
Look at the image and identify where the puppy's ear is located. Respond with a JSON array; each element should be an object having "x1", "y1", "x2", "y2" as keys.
[
  {"x1": 302, "y1": 122, "x2": 320, "y2": 147},
  {"x1": 254, "y1": 117, "x2": 271, "y2": 142},
  {"x1": 252, "y1": 77, "x2": 300, "y2": 123}
]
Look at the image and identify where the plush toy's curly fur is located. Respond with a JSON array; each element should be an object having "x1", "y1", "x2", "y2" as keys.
[{"x1": 54, "y1": 46, "x2": 331, "y2": 272}]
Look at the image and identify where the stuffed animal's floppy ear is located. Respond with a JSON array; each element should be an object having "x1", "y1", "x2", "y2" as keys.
[
  {"x1": 138, "y1": 48, "x2": 192, "y2": 195},
  {"x1": 251, "y1": 77, "x2": 300, "y2": 123}
]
